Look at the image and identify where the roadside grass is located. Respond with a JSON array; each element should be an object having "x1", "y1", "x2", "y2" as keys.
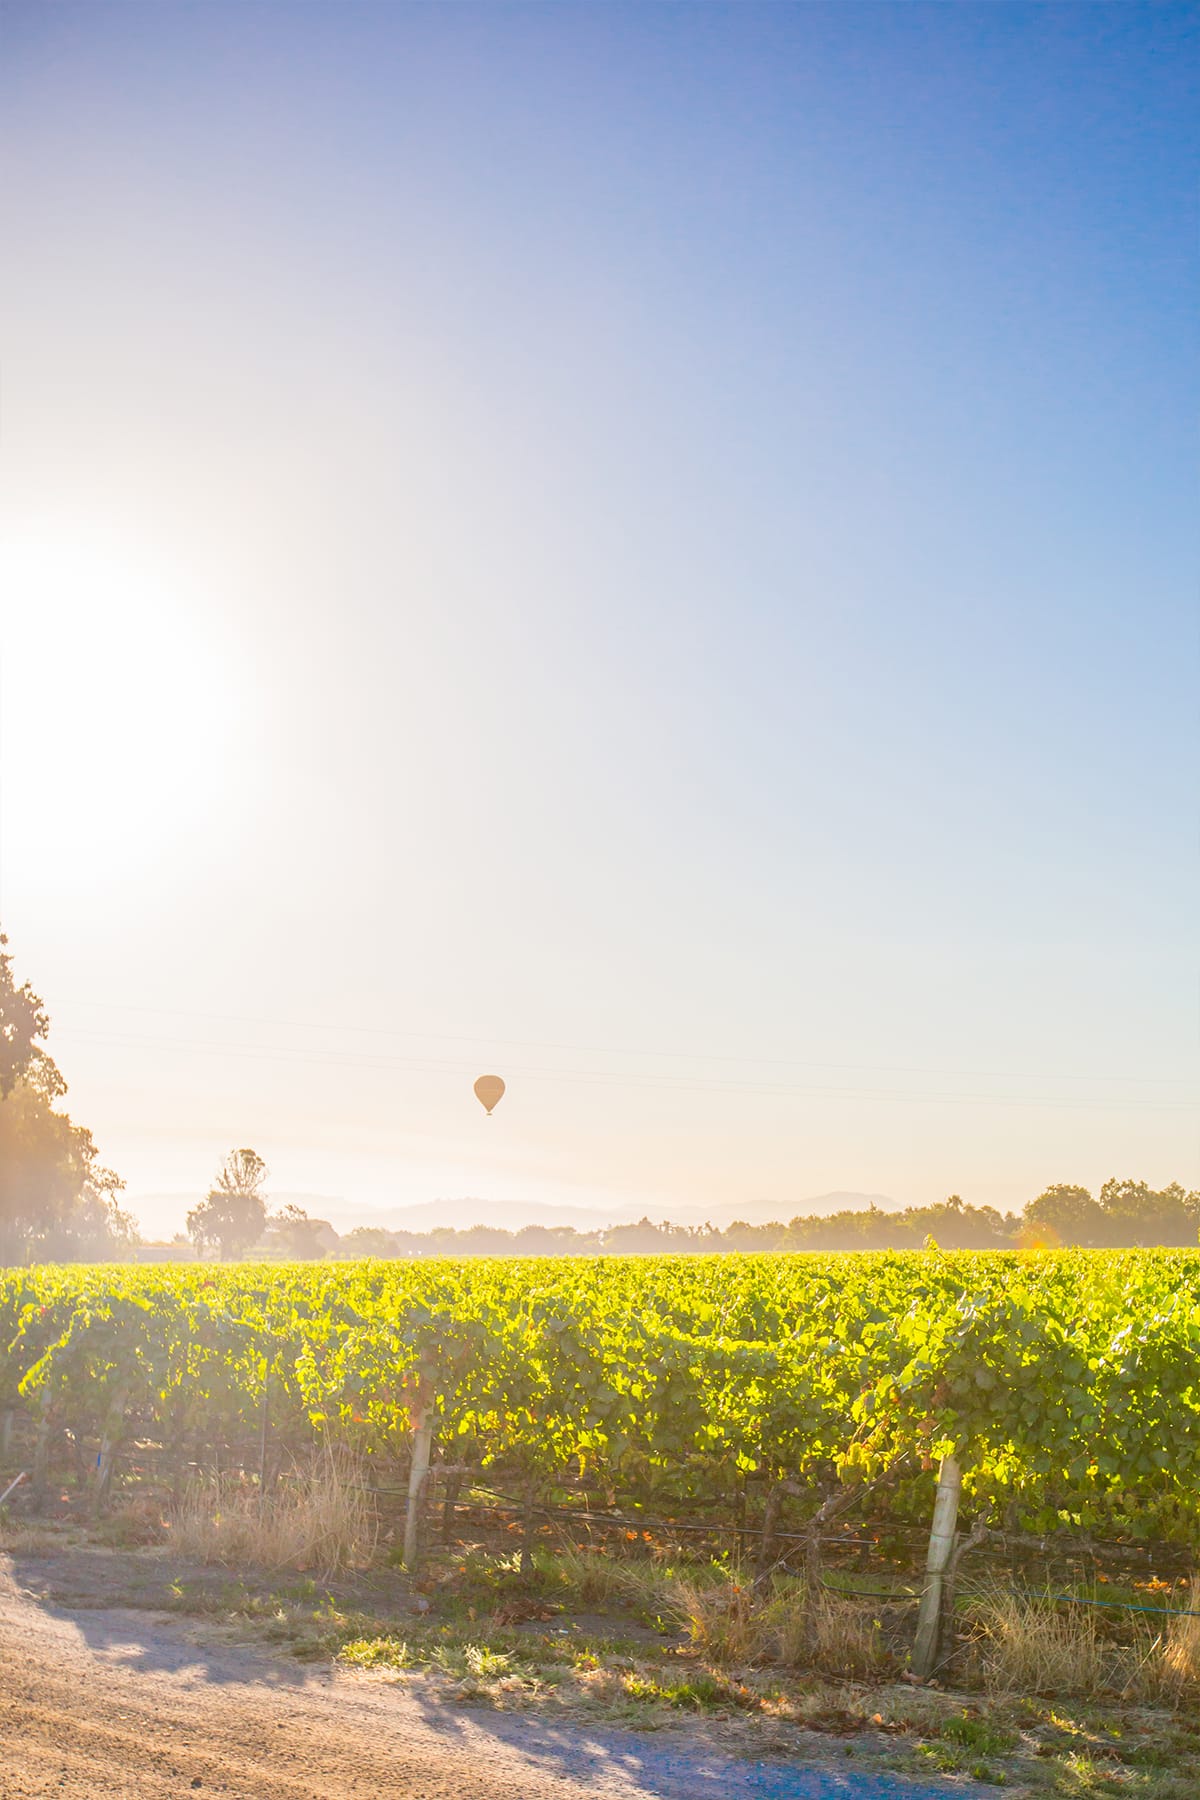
[
  {"x1": 6, "y1": 1508, "x2": 1197, "y2": 1797},
  {"x1": 148, "y1": 1545, "x2": 1199, "y2": 1795}
]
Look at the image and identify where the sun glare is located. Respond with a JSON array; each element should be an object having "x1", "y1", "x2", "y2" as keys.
[{"x1": 1, "y1": 522, "x2": 243, "y2": 888}]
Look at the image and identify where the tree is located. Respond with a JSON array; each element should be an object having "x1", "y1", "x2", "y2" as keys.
[
  {"x1": 187, "y1": 1149, "x2": 269, "y2": 1260},
  {"x1": 0, "y1": 933, "x2": 134, "y2": 1265},
  {"x1": 269, "y1": 1202, "x2": 333, "y2": 1259},
  {"x1": 1097, "y1": 1178, "x2": 1200, "y2": 1248},
  {"x1": 723, "y1": 1220, "x2": 789, "y2": 1251},
  {"x1": 341, "y1": 1225, "x2": 402, "y2": 1258},
  {"x1": 1023, "y1": 1183, "x2": 1106, "y2": 1247},
  {"x1": 602, "y1": 1217, "x2": 672, "y2": 1254},
  {"x1": 902, "y1": 1196, "x2": 1014, "y2": 1249},
  {"x1": 0, "y1": 933, "x2": 51, "y2": 1099}
]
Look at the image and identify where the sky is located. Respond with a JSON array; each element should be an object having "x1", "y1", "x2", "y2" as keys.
[{"x1": 1, "y1": 1, "x2": 1196, "y2": 1238}]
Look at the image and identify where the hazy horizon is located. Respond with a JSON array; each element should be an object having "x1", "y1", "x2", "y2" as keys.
[
  {"x1": 3, "y1": 3, "x2": 1196, "y2": 1224},
  {"x1": 126, "y1": 1186, "x2": 911, "y2": 1242}
]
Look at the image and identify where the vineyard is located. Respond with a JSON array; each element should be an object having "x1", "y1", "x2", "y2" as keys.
[{"x1": 3, "y1": 1249, "x2": 1198, "y2": 1555}]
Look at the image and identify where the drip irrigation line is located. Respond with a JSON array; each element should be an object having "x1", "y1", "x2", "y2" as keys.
[
  {"x1": 434, "y1": 1491, "x2": 1199, "y2": 1613},
  {"x1": 131, "y1": 1443, "x2": 1193, "y2": 1567},
  {"x1": 16, "y1": 1425, "x2": 1197, "y2": 1609},
  {"x1": 447, "y1": 1489, "x2": 897, "y2": 1549},
  {"x1": 820, "y1": 1579, "x2": 921, "y2": 1604},
  {"x1": 1053, "y1": 1592, "x2": 1200, "y2": 1620}
]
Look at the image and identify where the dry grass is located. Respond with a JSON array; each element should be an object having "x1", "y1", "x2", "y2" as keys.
[
  {"x1": 550, "y1": 1542, "x2": 679, "y2": 1617},
  {"x1": 768, "y1": 1583, "x2": 893, "y2": 1679},
  {"x1": 674, "y1": 1570, "x2": 892, "y2": 1678},
  {"x1": 967, "y1": 1583, "x2": 1112, "y2": 1697},
  {"x1": 965, "y1": 1582, "x2": 1200, "y2": 1704},
  {"x1": 168, "y1": 1449, "x2": 376, "y2": 1576},
  {"x1": 1163, "y1": 1578, "x2": 1200, "y2": 1688},
  {"x1": 674, "y1": 1574, "x2": 758, "y2": 1664},
  {"x1": 0, "y1": 1521, "x2": 65, "y2": 1555},
  {"x1": 93, "y1": 1497, "x2": 166, "y2": 1548}
]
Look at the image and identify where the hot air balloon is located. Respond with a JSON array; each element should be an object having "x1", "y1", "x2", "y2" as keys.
[{"x1": 474, "y1": 1074, "x2": 505, "y2": 1116}]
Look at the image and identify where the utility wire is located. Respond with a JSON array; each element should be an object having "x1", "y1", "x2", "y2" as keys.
[
  {"x1": 51, "y1": 998, "x2": 1193, "y2": 1090},
  {"x1": 49, "y1": 1026, "x2": 1196, "y2": 1112}
]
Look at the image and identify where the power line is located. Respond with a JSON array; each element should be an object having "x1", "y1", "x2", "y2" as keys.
[
  {"x1": 51, "y1": 1026, "x2": 1198, "y2": 1111},
  {"x1": 51, "y1": 999, "x2": 1195, "y2": 1092}
]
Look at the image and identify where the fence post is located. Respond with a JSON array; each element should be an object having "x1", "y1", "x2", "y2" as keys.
[
  {"x1": 912, "y1": 1453, "x2": 961, "y2": 1678},
  {"x1": 402, "y1": 1403, "x2": 433, "y2": 1572},
  {"x1": 257, "y1": 1363, "x2": 271, "y2": 1501},
  {"x1": 31, "y1": 1393, "x2": 53, "y2": 1503},
  {"x1": 755, "y1": 1480, "x2": 787, "y2": 1593},
  {"x1": 93, "y1": 1386, "x2": 130, "y2": 1512}
]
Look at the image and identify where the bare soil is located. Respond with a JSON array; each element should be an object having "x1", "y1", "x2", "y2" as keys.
[{"x1": 0, "y1": 1548, "x2": 969, "y2": 1799}]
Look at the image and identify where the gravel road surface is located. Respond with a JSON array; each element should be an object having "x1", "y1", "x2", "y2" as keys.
[{"x1": 0, "y1": 1554, "x2": 980, "y2": 1800}]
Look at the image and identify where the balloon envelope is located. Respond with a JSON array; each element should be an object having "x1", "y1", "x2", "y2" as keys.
[{"x1": 474, "y1": 1074, "x2": 505, "y2": 1115}]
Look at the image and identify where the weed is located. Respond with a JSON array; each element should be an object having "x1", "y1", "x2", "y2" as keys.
[
  {"x1": 464, "y1": 1643, "x2": 513, "y2": 1677},
  {"x1": 940, "y1": 1711, "x2": 1019, "y2": 1755},
  {"x1": 340, "y1": 1636, "x2": 413, "y2": 1669}
]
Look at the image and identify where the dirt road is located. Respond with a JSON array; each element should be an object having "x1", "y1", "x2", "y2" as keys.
[{"x1": 0, "y1": 1554, "x2": 976, "y2": 1800}]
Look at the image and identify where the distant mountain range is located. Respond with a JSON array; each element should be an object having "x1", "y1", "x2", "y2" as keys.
[
  {"x1": 132, "y1": 1189, "x2": 901, "y2": 1239},
  {"x1": 329, "y1": 1192, "x2": 903, "y2": 1233}
]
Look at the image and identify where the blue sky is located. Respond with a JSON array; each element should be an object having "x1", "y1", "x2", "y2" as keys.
[{"x1": 1, "y1": 2, "x2": 1196, "y2": 1231}]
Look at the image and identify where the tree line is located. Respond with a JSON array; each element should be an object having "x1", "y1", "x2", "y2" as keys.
[
  {"x1": 152, "y1": 1171, "x2": 1200, "y2": 1262},
  {"x1": 323, "y1": 1179, "x2": 1200, "y2": 1259}
]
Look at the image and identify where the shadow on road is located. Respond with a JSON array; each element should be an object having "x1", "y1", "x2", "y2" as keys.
[
  {"x1": 399, "y1": 1681, "x2": 937, "y2": 1799},
  {"x1": 8, "y1": 1547, "x2": 311, "y2": 1689},
  {"x1": 5, "y1": 1548, "x2": 977, "y2": 1799}
]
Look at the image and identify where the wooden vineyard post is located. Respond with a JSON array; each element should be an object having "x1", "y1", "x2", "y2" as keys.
[
  {"x1": 519, "y1": 1477, "x2": 539, "y2": 1577},
  {"x1": 258, "y1": 1363, "x2": 272, "y2": 1502},
  {"x1": 912, "y1": 1453, "x2": 962, "y2": 1678},
  {"x1": 441, "y1": 1470, "x2": 464, "y2": 1542},
  {"x1": 0, "y1": 1409, "x2": 12, "y2": 1465},
  {"x1": 93, "y1": 1387, "x2": 130, "y2": 1512},
  {"x1": 30, "y1": 1392, "x2": 53, "y2": 1504},
  {"x1": 402, "y1": 1394, "x2": 433, "y2": 1573},
  {"x1": 755, "y1": 1480, "x2": 787, "y2": 1594}
]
